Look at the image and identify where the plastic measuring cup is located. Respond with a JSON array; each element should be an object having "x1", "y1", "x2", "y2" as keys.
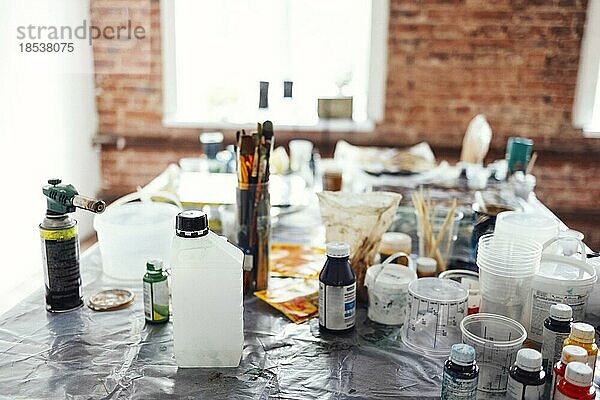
[
  {"x1": 438, "y1": 269, "x2": 480, "y2": 314},
  {"x1": 460, "y1": 313, "x2": 527, "y2": 393},
  {"x1": 401, "y1": 278, "x2": 468, "y2": 357}
]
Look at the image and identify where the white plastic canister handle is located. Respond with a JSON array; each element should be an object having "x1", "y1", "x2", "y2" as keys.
[
  {"x1": 107, "y1": 189, "x2": 182, "y2": 210},
  {"x1": 542, "y1": 234, "x2": 586, "y2": 261},
  {"x1": 381, "y1": 252, "x2": 409, "y2": 266}
]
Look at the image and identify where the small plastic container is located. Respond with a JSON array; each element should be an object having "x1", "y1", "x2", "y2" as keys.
[
  {"x1": 401, "y1": 278, "x2": 468, "y2": 357},
  {"x1": 460, "y1": 313, "x2": 527, "y2": 393},
  {"x1": 416, "y1": 256, "x2": 437, "y2": 278},
  {"x1": 379, "y1": 232, "x2": 411, "y2": 266},
  {"x1": 365, "y1": 252, "x2": 417, "y2": 325}
]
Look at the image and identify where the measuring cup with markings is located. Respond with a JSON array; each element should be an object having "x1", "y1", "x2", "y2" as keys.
[
  {"x1": 400, "y1": 277, "x2": 468, "y2": 357},
  {"x1": 460, "y1": 313, "x2": 527, "y2": 393}
]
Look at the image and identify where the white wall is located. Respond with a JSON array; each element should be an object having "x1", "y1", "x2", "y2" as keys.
[{"x1": 0, "y1": 0, "x2": 100, "y2": 313}]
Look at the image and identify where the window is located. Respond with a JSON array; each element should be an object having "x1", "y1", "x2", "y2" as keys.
[
  {"x1": 162, "y1": 0, "x2": 388, "y2": 129},
  {"x1": 573, "y1": 0, "x2": 600, "y2": 136}
]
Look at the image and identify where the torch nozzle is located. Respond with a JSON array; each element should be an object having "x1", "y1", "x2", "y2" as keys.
[{"x1": 72, "y1": 195, "x2": 106, "y2": 214}]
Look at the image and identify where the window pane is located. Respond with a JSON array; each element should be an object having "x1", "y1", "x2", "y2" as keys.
[{"x1": 173, "y1": 0, "x2": 372, "y2": 125}]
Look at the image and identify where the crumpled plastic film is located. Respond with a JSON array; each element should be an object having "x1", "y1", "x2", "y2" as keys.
[
  {"x1": 317, "y1": 191, "x2": 401, "y2": 301},
  {"x1": 0, "y1": 245, "x2": 450, "y2": 399}
]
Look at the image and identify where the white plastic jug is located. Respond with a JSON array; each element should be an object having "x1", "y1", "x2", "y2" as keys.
[{"x1": 170, "y1": 210, "x2": 244, "y2": 368}]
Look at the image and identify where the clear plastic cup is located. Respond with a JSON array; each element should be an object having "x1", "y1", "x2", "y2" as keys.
[
  {"x1": 460, "y1": 313, "x2": 527, "y2": 393},
  {"x1": 476, "y1": 234, "x2": 542, "y2": 274}
]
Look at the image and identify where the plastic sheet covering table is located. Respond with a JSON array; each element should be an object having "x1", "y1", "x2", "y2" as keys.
[
  {"x1": 0, "y1": 245, "x2": 444, "y2": 399},
  {"x1": 2, "y1": 222, "x2": 600, "y2": 398}
]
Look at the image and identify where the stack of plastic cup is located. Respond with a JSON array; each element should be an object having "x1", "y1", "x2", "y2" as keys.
[{"x1": 477, "y1": 234, "x2": 542, "y2": 328}]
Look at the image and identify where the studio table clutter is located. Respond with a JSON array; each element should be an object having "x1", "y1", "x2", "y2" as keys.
[{"x1": 3, "y1": 135, "x2": 600, "y2": 399}]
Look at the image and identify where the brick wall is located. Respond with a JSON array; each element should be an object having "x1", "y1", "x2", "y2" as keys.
[{"x1": 92, "y1": 0, "x2": 600, "y2": 249}]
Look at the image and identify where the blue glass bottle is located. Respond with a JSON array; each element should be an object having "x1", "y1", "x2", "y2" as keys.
[
  {"x1": 318, "y1": 242, "x2": 356, "y2": 333},
  {"x1": 441, "y1": 343, "x2": 479, "y2": 400}
]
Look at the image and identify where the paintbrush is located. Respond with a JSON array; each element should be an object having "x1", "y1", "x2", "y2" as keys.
[
  {"x1": 239, "y1": 134, "x2": 255, "y2": 185},
  {"x1": 262, "y1": 120, "x2": 274, "y2": 182}
]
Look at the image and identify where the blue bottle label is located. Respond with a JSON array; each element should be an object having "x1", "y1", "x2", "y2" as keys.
[
  {"x1": 441, "y1": 370, "x2": 477, "y2": 400},
  {"x1": 319, "y1": 282, "x2": 356, "y2": 330}
]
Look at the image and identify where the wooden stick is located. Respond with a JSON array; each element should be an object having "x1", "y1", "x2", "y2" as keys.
[{"x1": 526, "y1": 152, "x2": 537, "y2": 175}]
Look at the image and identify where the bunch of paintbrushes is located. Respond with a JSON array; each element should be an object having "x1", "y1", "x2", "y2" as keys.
[
  {"x1": 236, "y1": 121, "x2": 274, "y2": 294},
  {"x1": 412, "y1": 188, "x2": 458, "y2": 273}
]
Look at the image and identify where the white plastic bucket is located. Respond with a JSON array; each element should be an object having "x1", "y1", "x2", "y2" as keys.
[
  {"x1": 365, "y1": 252, "x2": 417, "y2": 325},
  {"x1": 527, "y1": 251, "x2": 597, "y2": 343},
  {"x1": 94, "y1": 191, "x2": 181, "y2": 280}
]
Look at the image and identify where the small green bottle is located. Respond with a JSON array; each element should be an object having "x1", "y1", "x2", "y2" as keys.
[{"x1": 143, "y1": 259, "x2": 169, "y2": 324}]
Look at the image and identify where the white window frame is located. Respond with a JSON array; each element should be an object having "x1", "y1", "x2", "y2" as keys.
[
  {"x1": 573, "y1": 0, "x2": 600, "y2": 137},
  {"x1": 160, "y1": 0, "x2": 389, "y2": 132}
]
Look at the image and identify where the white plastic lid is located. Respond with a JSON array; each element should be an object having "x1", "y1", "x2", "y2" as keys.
[
  {"x1": 380, "y1": 232, "x2": 411, "y2": 250},
  {"x1": 571, "y1": 322, "x2": 595, "y2": 343},
  {"x1": 515, "y1": 348, "x2": 542, "y2": 371},
  {"x1": 565, "y1": 361, "x2": 593, "y2": 387},
  {"x1": 365, "y1": 264, "x2": 417, "y2": 293},
  {"x1": 549, "y1": 303, "x2": 572, "y2": 321},
  {"x1": 494, "y1": 211, "x2": 559, "y2": 243},
  {"x1": 326, "y1": 242, "x2": 351, "y2": 258},
  {"x1": 450, "y1": 343, "x2": 476, "y2": 366},
  {"x1": 561, "y1": 345, "x2": 589, "y2": 363},
  {"x1": 416, "y1": 257, "x2": 437, "y2": 273}
]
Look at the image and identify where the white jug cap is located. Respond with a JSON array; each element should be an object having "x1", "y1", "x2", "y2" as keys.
[
  {"x1": 515, "y1": 348, "x2": 542, "y2": 372},
  {"x1": 565, "y1": 362, "x2": 593, "y2": 387},
  {"x1": 549, "y1": 303, "x2": 572, "y2": 321},
  {"x1": 326, "y1": 242, "x2": 350, "y2": 258}
]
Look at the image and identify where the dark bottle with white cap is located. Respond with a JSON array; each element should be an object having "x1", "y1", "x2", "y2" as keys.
[
  {"x1": 318, "y1": 242, "x2": 356, "y2": 333},
  {"x1": 441, "y1": 343, "x2": 479, "y2": 400},
  {"x1": 506, "y1": 348, "x2": 545, "y2": 399},
  {"x1": 541, "y1": 304, "x2": 573, "y2": 377}
]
